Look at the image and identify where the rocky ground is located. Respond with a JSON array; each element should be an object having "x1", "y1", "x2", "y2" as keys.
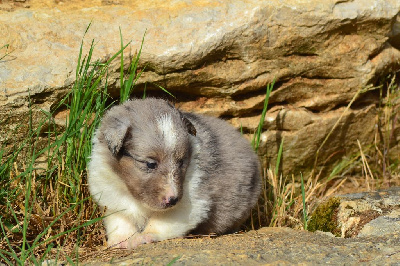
[
  {"x1": 73, "y1": 187, "x2": 400, "y2": 265},
  {"x1": 79, "y1": 227, "x2": 400, "y2": 265}
]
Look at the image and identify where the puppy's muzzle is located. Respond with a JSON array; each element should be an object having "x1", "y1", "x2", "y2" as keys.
[{"x1": 163, "y1": 196, "x2": 179, "y2": 208}]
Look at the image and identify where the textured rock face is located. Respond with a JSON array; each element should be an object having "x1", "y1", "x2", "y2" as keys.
[{"x1": 1, "y1": 0, "x2": 400, "y2": 174}]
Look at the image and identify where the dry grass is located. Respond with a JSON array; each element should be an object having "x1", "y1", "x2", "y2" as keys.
[
  {"x1": 1, "y1": 168, "x2": 106, "y2": 263},
  {"x1": 249, "y1": 73, "x2": 400, "y2": 232}
]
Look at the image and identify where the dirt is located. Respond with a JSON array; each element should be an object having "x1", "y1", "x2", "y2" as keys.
[{"x1": 77, "y1": 227, "x2": 400, "y2": 265}]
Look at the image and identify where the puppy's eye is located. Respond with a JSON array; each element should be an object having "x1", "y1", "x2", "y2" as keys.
[{"x1": 146, "y1": 162, "x2": 157, "y2": 170}]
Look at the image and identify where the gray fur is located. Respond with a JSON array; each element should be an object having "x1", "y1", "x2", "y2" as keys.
[{"x1": 182, "y1": 111, "x2": 261, "y2": 234}]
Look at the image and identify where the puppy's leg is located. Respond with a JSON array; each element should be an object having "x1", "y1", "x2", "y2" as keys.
[
  {"x1": 103, "y1": 212, "x2": 138, "y2": 249},
  {"x1": 127, "y1": 209, "x2": 196, "y2": 248},
  {"x1": 127, "y1": 192, "x2": 210, "y2": 248},
  {"x1": 127, "y1": 219, "x2": 187, "y2": 248}
]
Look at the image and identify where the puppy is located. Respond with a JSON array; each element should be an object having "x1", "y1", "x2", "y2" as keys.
[{"x1": 88, "y1": 98, "x2": 261, "y2": 249}]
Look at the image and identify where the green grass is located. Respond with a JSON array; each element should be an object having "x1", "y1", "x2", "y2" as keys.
[
  {"x1": 252, "y1": 80, "x2": 275, "y2": 152},
  {"x1": 0, "y1": 25, "x2": 145, "y2": 264},
  {"x1": 300, "y1": 172, "x2": 308, "y2": 230},
  {"x1": 166, "y1": 255, "x2": 182, "y2": 266},
  {"x1": 0, "y1": 44, "x2": 11, "y2": 61},
  {"x1": 119, "y1": 27, "x2": 146, "y2": 103}
]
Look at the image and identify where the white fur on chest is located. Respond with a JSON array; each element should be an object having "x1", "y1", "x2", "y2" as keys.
[{"x1": 88, "y1": 134, "x2": 210, "y2": 244}]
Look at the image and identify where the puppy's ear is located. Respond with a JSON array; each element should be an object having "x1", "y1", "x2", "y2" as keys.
[
  {"x1": 102, "y1": 117, "x2": 130, "y2": 155},
  {"x1": 182, "y1": 116, "x2": 196, "y2": 136}
]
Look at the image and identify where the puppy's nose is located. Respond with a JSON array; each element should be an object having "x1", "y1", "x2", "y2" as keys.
[{"x1": 164, "y1": 196, "x2": 178, "y2": 207}]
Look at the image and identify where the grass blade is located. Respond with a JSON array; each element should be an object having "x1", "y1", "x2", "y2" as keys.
[
  {"x1": 300, "y1": 172, "x2": 308, "y2": 230},
  {"x1": 252, "y1": 80, "x2": 275, "y2": 152}
]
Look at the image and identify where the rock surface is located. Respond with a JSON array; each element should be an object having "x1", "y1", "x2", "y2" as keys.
[
  {"x1": 1, "y1": 0, "x2": 400, "y2": 173},
  {"x1": 310, "y1": 187, "x2": 400, "y2": 238},
  {"x1": 81, "y1": 227, "x2": 400, "y2": 265},
  {"x1": 78, "y1": 188, "x2": 400, "y2": 264}
]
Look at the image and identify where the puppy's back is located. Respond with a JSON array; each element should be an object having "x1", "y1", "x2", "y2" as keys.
[{"x1": 184, "y1": 112, "x2": 261, "y2": 234}]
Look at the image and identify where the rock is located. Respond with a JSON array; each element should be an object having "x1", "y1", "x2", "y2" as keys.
[
  {"x1": 357, "y1": 210, "x2": 400, "y2": 237},
  {"x1": 1, "y1": 0, "x2": 400, "y2": 174},
  {"x1": 256, "y1": 104, "x2": 377, "y2": 174},
  {"x1": 81, "y1": 227, "x2": 400, "y2": 264},
  {"x1": 309, "y1": 187, "x2": 400, "y2": 238}
]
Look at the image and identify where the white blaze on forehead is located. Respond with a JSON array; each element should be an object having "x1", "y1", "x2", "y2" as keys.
[{"x1": 156, "y1": 114, "x2": 178, "y2": 149}]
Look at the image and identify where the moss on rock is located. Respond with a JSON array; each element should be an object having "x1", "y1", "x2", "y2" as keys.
[{"x1": 308, "y1": 197, "x2": 341, "y2": 236}]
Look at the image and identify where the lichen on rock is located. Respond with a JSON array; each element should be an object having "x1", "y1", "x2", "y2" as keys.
[
  {"x1": 309, "y1": 188, "x2": 400, "y2": 238},
  {"x1": 308, "y1": 197, "x2": 341, "y2": 237}
]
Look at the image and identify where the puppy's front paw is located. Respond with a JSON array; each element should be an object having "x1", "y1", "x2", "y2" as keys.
[
  {"x1": 127, "y1": 233, "x2": 157, "y2": 249},
  {"x1": 107, "y1": 235, "x2": 131, "y2": 249},
  {"x1": 107, "y1": 233, "x2": 156, "y2": 249}
]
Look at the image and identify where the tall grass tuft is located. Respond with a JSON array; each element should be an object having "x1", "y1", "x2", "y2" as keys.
[
  {"x1": 0, "y1": 26, "x2": 144, "y2": 264},
  {"x1": 119, "y1": 28, "x2": 146, "y2": 103}
]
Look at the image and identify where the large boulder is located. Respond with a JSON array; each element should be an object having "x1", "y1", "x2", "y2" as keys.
[{"x1": 1, "y1": 0, "x2": 399, "y2": 174}]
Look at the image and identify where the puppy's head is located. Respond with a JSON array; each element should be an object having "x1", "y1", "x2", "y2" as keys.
[{"x1": 96, "y1": 98, "x2": 196, "y2": 211}]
